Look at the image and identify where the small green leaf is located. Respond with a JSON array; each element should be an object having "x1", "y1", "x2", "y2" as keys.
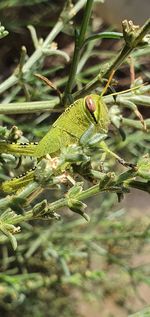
[
  {"x1": 83, "y1": 31, "x2": 123, "y2": 46},
  {"x1": 88, "y1": 133, "x2": 107, "y2": 146},
  {"x1": 33, "y1": 199, "x2": 48, "y2": 216},
  {"x1": 137, "y1": 154, "x2": 150, "y2": 180},
  {"x1": 64, "y1": 152, "x2": 88, "y2": 163},
  {"x1": 0, "y1": 223, "x2": 20, "y2": 250},
  {"x1": 33, "y1": 200, "x2": 61, "y2": 220},
  {"x1": 35, "y1": 158, "x2": 53, "y2": 184},
  {"x1": 79, "y1": 124, "x2": 95, "y2": 146},
  {"x1": 67, "y1": 183, "x2": 83, "y2": 197},
  {"x1": 61, "y1": 144, "x2": 89, "y2": 163},
  {"x1": 68, "y1": 198, "x2": 89, "y2": 221}
]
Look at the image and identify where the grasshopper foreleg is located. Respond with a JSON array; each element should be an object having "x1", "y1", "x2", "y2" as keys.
[{"x1": 100, "y1": 141, "x2": 136, "y2": 169}]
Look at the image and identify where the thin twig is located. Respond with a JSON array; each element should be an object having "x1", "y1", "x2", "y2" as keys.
[{"x1": 63, "y1": 0, "x2": 94, "y2": 105}]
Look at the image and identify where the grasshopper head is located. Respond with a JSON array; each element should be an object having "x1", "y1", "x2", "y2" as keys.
[{"x1": 84, "y1": 94, "x2": 110, "y2": 133}]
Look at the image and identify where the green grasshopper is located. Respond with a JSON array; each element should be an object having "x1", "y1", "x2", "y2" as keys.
[{"x1": 0, "y1": 73, "x2": 138, "y2": 193}]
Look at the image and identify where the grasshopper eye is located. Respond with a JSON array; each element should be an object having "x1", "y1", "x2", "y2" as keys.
[
  {"x1": 85, "y1": 96, "x2": 96, "y2": 113},
  {"x1": 85, "y1": 96, "x2": 97, "y2": 124}
]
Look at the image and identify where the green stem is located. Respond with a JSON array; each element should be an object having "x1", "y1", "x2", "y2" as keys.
[
  {"x1": 9, "y1": 197, "x2": 68, "y2": 226},
  {"x1": 83, "y1": 31, "x2": 123, "y2": 46},
  {"x1": 122, "y1": 118, "x2": 150, "y2": 129},
  {"x1": 0, "y1": 98, "x2": 59, "y2": 114},
  {"x1": 63, "y1": 0, "x2": 94, "y2": 105},
  {"x1": 1, "y1": 175, "x2": 149, "y2": 226},
  {"x1": 125, "y1": 95, "x2": 150, "y2": 106},
  {"x1": 4, "y1": 177, "x2": 150, "y2": 225},
  {"x1": 1, "y1": 185, "x2": 102, "y2": 226}
]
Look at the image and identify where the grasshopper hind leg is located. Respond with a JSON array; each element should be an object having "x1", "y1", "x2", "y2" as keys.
[
  {"x1": 0, "y1": 167, "x2": 36, "y2": 193},
  {"x1": 0, "y1": 141, "x2": 39, "y2": 193},
  {"x1": 0, "y1": 141, "x2": 39, "y2": 157}
]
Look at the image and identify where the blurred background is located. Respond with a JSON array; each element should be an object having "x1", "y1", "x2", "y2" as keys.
[{"x1": 96, "y1": 0, "x2": 150, "y2": 29}]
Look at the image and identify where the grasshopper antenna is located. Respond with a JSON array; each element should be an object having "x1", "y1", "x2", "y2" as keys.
[
  {"x1": 106, "y1": 85, "x2": 117, "y2": 102},
  {"x1": 101, "y1": 70, "x2": 115, "y2": 97},
  {"x1": 101, "y1": 70, "x2": 146, "y2": 130},
  {"x1": 34, "y1": 73, "x2": 62, "y2": 102}
]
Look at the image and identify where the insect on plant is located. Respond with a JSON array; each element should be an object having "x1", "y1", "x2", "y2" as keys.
[{"x1": 0, "y1": 71, "x2": 140, "y2": 194}]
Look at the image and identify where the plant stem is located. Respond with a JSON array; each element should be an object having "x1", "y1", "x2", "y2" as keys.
[
  {"x1": 0, "y1": 99, "x2": 59, "y2": 114},
  {"x1": 4, "y1": 176, "x2": 150, "y2": 227},
  {"x1": 63, "y1": 0, "x2": 94, "y2": 105},
  {"x1": 122, "y1": 118, "x2": 150, "y2": 129}
]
